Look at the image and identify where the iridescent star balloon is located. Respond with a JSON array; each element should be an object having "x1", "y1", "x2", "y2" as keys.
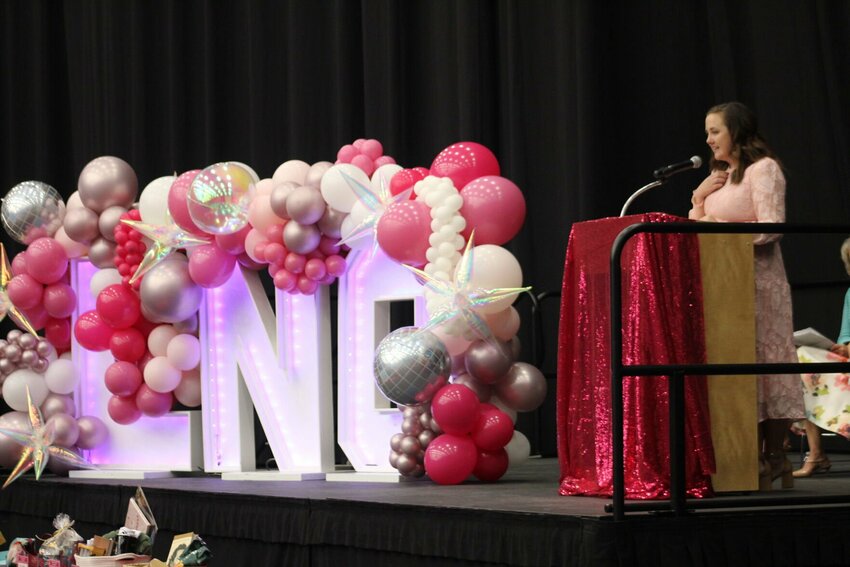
[
  {"x1": 403, "y1": 233, "x2": 531, "y2": 346},
  {"x1": 0, "y1": 387, "x2": 95, "y2": 489},
  {"x1": 337, "y1": 169, "x2": 413, "y2": 257},
  {"x1": 121, "y1": 219, "x2": 210, "y2": 284},
  {"x1": 0, "y1": 243, "x2": 37, "y2": 335}
]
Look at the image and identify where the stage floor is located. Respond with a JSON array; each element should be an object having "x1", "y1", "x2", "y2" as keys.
[{"x1": 3, "y1": 456, "x2": 850, "y2": 566}]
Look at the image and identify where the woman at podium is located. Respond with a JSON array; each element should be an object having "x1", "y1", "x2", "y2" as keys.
[{"x1": 688, "y1": 101, "x2": 805, "y2": 490}]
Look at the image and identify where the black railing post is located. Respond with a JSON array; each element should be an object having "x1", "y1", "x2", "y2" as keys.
[
  {"x1": 669, "y1": 371, "x2": 686, "y2": 516},
  {"x1": 610, "y1": 231, "x2": 627, "y2": 521}
]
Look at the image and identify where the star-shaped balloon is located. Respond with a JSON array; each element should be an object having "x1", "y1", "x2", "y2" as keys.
[
  {"x1": 0, "y1": 243, "x2": 37, "y2": 335},
  {"x1": 121, "y1": 219, "x2": 210, "y2": 284},
  {"x1": 0, "y1": 387, "x2": 95, "y2": 489},
  {"x1": 336, "y1": 169, "x2": 414, "y2": 257},
  {"x1": 402, "y1": 233, "x2": 531, "y2": 346}
]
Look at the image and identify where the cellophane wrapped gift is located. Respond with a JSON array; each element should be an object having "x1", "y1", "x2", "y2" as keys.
[{"x1": 38, "y1": 513, "x2": 83, "y2": 566}]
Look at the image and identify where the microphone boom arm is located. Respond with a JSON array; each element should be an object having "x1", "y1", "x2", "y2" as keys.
[{"x1": 619, "y1": 179, "x2": 665, "y2": 217}]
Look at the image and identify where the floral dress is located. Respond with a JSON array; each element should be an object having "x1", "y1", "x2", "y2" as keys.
[
  {"x1": 691, "y1": 157, "x2": 805, "y2": 421},
  {"x1": 797, "y1": 288, "x2": 850, "y2": 438}
]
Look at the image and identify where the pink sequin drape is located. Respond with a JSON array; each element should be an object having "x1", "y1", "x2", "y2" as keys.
[{"x1": 557, "y1": 213, "x2": 715, "y2": 499}]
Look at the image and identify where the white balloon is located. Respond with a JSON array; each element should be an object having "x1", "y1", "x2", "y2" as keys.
[
  {"x1": 505, "y1": 430, "x2": 531, "y2": 468},
  {"x1": 339, "y1": 213, "x2": 372, "y2": 250},
  {"x1": 320, "y1": 164, "x2": 370, "y2": 213},
  {"x1": 174, "y1": 369, "x2": 202, "y2": 407},
  {"x1": 66, "y1": 191, "x2": 84, "y2": 211},
  {"x1": 2, "y1": 369, "x2": 50, "y2": 411},
  {"x1": 273, "y1": 160, "x2": 310, "y2": 186},
  {"x1": 166, "y1": 334, "x2": 201, "y2": 371},
  {"x1": 370, "y1": 163, "x2": 403, "y2": 194},
  {"x1": 469, "y1": 245, "x2": 523, "y2": 314},
  {"x1": 89, "y1": 268, "x2": 123, "y2": 298},
  {"x1": 143, "y1": 356, "x2": 182, "y2": 393},
  {"x1": 148, "y1": 325, "x2": 178, "y2": 357},
  {"x1": 254, "y1": 178, "x2": 275, "y2": 197},
  {"x1": 44, "y1": 359, "x2": 79, "y2": 395},
  {"x1": 139, "y1": 175, "x2": 177, "y2": 226}
]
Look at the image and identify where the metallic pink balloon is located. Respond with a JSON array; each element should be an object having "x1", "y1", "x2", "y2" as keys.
[
  {"x1": 98, "y1": 205, "x2": 128, "y2": 242},
  {"x1": 452, "y1": 373, "x2": 493, "y2": 402},
  {"x1": 269, "y1": 181, "x2": 298, "y2": 219},
  {"x1": 63, "y1": 206, "x2": 100, "y2": 243},
  {"x1": 464, "y1": 340, "x2": 514, "y2": 385},
  {"x1": 305, "y1": 161, "x2": 333, "y2": 187},
  {"x1": 77, "y1": 156, "x2": 139, "y2": 213},
  {"x1": 88, "y1": 237, "x2": 117, "y2": 269},
  {"x1": 0, "y1": 411, "x2": 29, "y2": 468},
  {"x1": 493, "y1": 362, "x2": 547, "y2": 412},
  {"x1": 41, "y1": 393, "x2": 77, "y2": 419},
  {"x1": 282, "y1": 221, "x2": 321, "y2": 254},
  {"x1": 285, "y1": 186, "x2": 326, "y2": 225},
  {"x1": 47, "y1": 413, "x2": 80, "y2": 447},
  {"x1": 140, "y1": 256, "x2": 203, "y2": 323},
  {"x1": 317, "y1": 207, "x2": 346, "y2": 239},
  {"x1": 75, "y1": 415, "x2": 109, "y2": 449}
]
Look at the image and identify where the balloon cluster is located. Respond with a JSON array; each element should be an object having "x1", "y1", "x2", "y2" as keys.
[
  {"x1": 335, "y1": 138, "x2": 396, "y2": 177},
  {"x1": 389, "y1": 404, "x2": 440, "y2": 478},
  {"x1": 7, "y1": 237, "x2": 75, "y2": 351},
  {"x1": 370, "y1": 142, "x2": 543, "y2": 484},
  {"x1": 0, "y1": 329, "x2": 108, "y2": 472},
  {"x1": 112, "y1": 209, "x2": 148, "y2": 289}
]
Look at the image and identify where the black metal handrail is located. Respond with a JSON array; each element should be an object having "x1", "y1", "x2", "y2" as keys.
[{"x1": 607, "y1": 222, "x2": 850, "y2": 520}]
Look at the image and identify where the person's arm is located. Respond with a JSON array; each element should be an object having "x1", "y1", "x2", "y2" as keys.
[
  {"x1": 689, "y1": 170, "x2": 727, "y2": 220},
  {"x1": 828, "y1": 289, "x2": 850, "y2": 357},
  {"x1": 749, "y1": 158, "x2": 785, "y2": 245}
]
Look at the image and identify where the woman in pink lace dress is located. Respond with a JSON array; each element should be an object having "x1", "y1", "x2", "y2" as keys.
[{"x1": 688, "y1": 101, "x2": 804, "y2": 490}]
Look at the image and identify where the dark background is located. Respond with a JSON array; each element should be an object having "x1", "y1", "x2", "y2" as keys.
[{"x1": 2, "y1": 1, "x2": 850, "y2": 459}]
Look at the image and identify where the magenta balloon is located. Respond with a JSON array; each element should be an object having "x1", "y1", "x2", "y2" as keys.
[
  {"x1": 470, "y1": 405, "x2": 514, "y2": 451},
  {"x1": 96, "y1": 284, "x2": 141, "y2": 329},
  {"x1": 76, "y1": 415, "x2": 109, "y2": 449},
  {"x1": 424, "y1": 433, "x2": 478, "y2": 485},
  {"x1": 10, "y1": 251, "x2": 28, "y2": 276},
  {"x1": 107, "y1": 395, "x2": 142, "y2": 425},
  {"x1": 135, "y1": 384, "x2": 173, "y2": 417},
  {"x1": 41, "y1": 393, "x2": 76, "y2": 419},
  {"x1": 430, "y1": 142, "x2": 500, "y2": 189},
  {"x1": 188, "y1": 243, "x2": 237, "y2": 288},
  {"x1": 167, "y1": 169, "x2": 205, "y2": 236},
  {"x1": 0, "y1": 411, "x2": 29, "y2": 467},
  {"x1": 25, "y1": 237, "x2": 69, "y2": 284},
  {"x1": 472, "y1": 448, "x2": 509, "y2": 482},
  {"x1": 46, "y1": 413, "x2": 80, "y2": 447},
  {"x1": 459, "y1": 176, "x2": 526, "y2": 245},
  {"x1": 73, "y1": 310, "x2": 114, "y2": 352},
  {"x1": 430, "y1": 384, "x2": 481, "y2": 436},
  {"x1": 7, "y1": 273, "x2": 43, "y2": 310},
  {"x1": 77, "y1": 156, "x2": 138, "y2": 213},
  {"x1": 42, "y1": 283, "x2": 77, "y2": 319},
  {"x1": 376, "y1": 200, "x2": 432, "y2": 265}
]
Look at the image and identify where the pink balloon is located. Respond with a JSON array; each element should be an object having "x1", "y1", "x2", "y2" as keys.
[
  {"x1": 360, "y1": 139, "x2": 384, "y2": 161},
  {"x1": 430, "y1": 384, "x2": 481, "y2": 436},
  {"x1": 25, "y1": 237, "x2": 69, "y2": 284},
  {"x1": 237, "y1": 252, "x2": 264, "y2": 270},
  {"x1": 284, "y1": 252, "x2": 306, "y2": 274},
  {"x1": 376, "y1": 200, "x2": 431, "y2": 265},
  {"x1": 272, "y1": 269, "x2": 296, "y2": 291},
  {"x1": 424, "y1": 434, "x2": 478, "y2": 485},
  {"x1": 73, "y1": 310, "x2": 113, "y2": 351},
  {"x1": 105, "y1": 361, "x2": 143, "y2": 396},
  {"x1": 21, "y1": 304, "x2": 49, "y2": 331},
  {"x1": 472, "y1": 448, "x2": 509, "y2": 482},
  {"x1": 107, "y1": 394, "x2": 142, "y2": 425},
  {"x1": 7, "y1": 273, "x2": 43, "y2": 310},
  {"x1": 470, "y1": 405, "x2": 514, "y2": 451},
  {"x1": 296, "y1": 275, "x2": 318, "y2": 295},
  {"x1": 389, "y1": 167, "x2": 428, "y2": 197},
  {"x1": 215, "y1": 224, "x2": 251, "y2": 255},
  {"x1": 430, "y1": 142, "x2": 500, "y2": 189},
  {"x1": 96, "y1": 284, "x2": 141, "y2": 328},
  {"x1": 263, "y1": 242, "x2": 287, "y2": 265},
  {"x1": 350, "y1": 154, "x2": 375, "y2": 177},
  {"x1": 325, "y1": 255, "x2": 346, "y2": 277},
  {"x1": 10, "y1": 252, "x2": 28, "y2": 276},
  {"x1": 109, "y1": 327, "x2": 147, "y2": 362},
  {"x1": 459, "y1": 176, "x2": 526, "y2": 245},
  {"x1": 243, "y1": 229, "x2": 270, "y2": 263},
  {"x1": 337, "y1": 144, "x2": 359, "y2": 162},
  {"x1": 42, "y1": 283, "x2": 77, "y2": 319},
  {"x1": 374, "y1": 155, "x2": 396, "y2": 168},
  {"x1": 76, "y1": 415, "x2": 109, "y2": 449},
  {"x1": 188, "y1": 243, "x2": 237, "y2": 288},
  {"x1": 304, "y1": 258, "x2": 327, "y2": 281},
  {"x1": 167, "y1": 169, "x2": 205, "y2": 236},
  {"x1": 135, "y1": 384, "x2": 173, "y2": 417},
  {"x1": 45, "y1": 317, "x2": 72, "y2": 352}
]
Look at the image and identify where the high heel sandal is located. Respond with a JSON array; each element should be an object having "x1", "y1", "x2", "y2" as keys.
[
  {"x1": 793, "y1": 456, "x2": 832, "y2": 478},
  {"x1": 760, "y1": 452, "x2": 793, "y2": 490}
]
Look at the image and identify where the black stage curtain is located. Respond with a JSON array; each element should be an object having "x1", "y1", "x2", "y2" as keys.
[{"x1": 1, "y1": 0, "x2": 850, "y2": 452}]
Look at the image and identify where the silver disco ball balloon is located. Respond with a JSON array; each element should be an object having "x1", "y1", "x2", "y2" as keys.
[
  {"x1": 374, "y1": 327, "x2": 451, "y2": 407},
  {"x1": 1, "y1": 181, "x2": 66, "y2": 244}
]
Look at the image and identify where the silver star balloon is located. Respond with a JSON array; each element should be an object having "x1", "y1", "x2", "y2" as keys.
[
  {"x1": 0, "y1": 387, "x2": 95, "y2": 489},
  {"x1": 336, "y1": 169, "x2": 413, "y2": 258},
  {"x1": 403, "y1": 233, "x2": 531, "y2": 347},
  {"x1": 121, "y1": 219, "x2": 210, "y2": 284}
]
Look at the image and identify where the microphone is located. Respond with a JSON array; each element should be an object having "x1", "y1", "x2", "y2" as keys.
[{"x1": 653, "y1": 156, "x2": 703, "y2": 179}]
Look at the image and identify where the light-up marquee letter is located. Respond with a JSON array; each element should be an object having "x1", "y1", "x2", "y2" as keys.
[{"x1": 336, "y1": 249, "x2": 428, "y2": 474}]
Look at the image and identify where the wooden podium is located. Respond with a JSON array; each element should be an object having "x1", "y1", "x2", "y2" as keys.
[{"x1": 699, "y1": 233, "x2": 759, "y2": 492}]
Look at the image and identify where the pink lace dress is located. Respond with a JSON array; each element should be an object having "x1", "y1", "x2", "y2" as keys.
[{"x1": 689, "y1": 157, "x2": 805, "y2": 421}]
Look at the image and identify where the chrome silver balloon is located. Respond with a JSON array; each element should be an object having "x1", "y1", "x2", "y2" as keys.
[{"x1": 373, "y1": 327, "x2": 451, "y2": 407}]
